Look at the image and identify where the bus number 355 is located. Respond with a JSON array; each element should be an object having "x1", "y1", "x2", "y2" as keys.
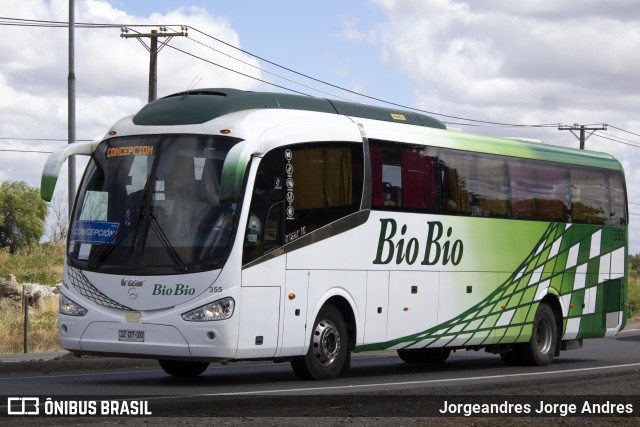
[{"x1": 209, "y1": 287, "x2": 223, "y2": 293}]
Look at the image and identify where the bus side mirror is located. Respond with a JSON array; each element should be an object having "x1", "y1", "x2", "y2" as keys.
[{"x1": 41, "y1": 141, "x2": 96, "y2": 201}]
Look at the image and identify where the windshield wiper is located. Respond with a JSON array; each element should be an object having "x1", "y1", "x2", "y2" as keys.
[
  {"x1": 130, "y1": 138, "x2": 187, "y2": 272},
  {"x1": 87, "y1": 217, "x2": 134, "y2": 269},
  {"x1": 144, "y1": 210, "x2": 188, "y2": 272}
]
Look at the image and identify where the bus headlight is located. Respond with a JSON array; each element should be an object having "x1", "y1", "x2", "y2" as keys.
[
  {"x1": 182, "y1": 297, "x2": 235, "y2": 321},
  {"x1": 59, "y1": 294, "x2": 88, "y2": 316}
]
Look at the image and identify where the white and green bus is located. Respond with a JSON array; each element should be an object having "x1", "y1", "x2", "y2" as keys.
[{"x1": 42, "y1": 88, "x2": 628, "y2": 380}]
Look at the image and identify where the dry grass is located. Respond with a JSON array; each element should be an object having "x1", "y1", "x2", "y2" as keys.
[
  {"x1": 0, "y1": 297, "x2": 63, "y2": 353},
  {"x1": 0, "y1": 243, "x2": 64, "y2": 285},
  {"x1": 629, "y1": 273, "x2": 640, "y2": 318}
]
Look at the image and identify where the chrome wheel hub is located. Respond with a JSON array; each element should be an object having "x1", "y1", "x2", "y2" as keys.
[
  {"x1": 536, "y1": 316, "x2": 552, "y2": 355},
  {"x1": 313, "y1": 319, "x2": 341, "y2": 366}
]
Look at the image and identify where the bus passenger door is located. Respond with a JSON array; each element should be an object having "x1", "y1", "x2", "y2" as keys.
[{"x1": 238, "y1": 256, "x2": 286, "y2": 359}]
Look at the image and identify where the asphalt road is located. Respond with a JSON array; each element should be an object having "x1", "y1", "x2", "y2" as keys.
[{"x1": 1, "y1": 326, "x2": 640, "y2": 420}]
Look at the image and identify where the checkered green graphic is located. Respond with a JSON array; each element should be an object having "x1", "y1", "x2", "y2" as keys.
[{"x1": 360, "y1": 223, "x2": 626, "y2": 351}]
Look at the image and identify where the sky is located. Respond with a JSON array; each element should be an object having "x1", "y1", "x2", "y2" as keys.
[{"x1": 1, "y1": 0, "x2": 639, "y2": 253}]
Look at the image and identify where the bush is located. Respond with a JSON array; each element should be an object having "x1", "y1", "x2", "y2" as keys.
[
  {"x1": 0, "y1": 243, "x2": 64, "y2": 285},
  {"x1": 628, "y1": 274, "x2": 640, "y2": 318}
]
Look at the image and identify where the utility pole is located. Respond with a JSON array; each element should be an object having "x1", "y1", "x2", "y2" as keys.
[
  {"x1": 558, "y1": 123, "x2": 608, "y2": 149},
  {"x1": 121, "y1": 26, "x2": 188, "y2": 102},
  {"x1": 68, "y1": 0, "x2": 76, "y2": 218}
]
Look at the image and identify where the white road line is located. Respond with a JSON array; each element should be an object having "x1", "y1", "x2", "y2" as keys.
[
  {"x1": 185, "y1": 362, "x2": 640, "y2": 397},
  {"x1": 3, "y1": 357, "x2": 640, "y2": 396},
  {"x1": 0, "y1": 361, "x2": 272, "y2": 381}
]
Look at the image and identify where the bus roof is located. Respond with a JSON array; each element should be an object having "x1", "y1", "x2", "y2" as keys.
[
  {"x1": 132, "y1": 88, "x2": 447, "y2": 130},
  {"x1": 128, "y1": 88, "x2": 622, "y2": 172}
]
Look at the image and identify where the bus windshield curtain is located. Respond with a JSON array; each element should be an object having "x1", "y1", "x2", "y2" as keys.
[
  {"x1": 370, "y1": 145, "x2": 384, "y2": 206},
  {"x1": 402, "y1": 149, "x2": 436, "y2": 210}
]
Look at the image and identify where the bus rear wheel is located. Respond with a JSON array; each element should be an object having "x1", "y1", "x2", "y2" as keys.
[
  {"x1": 158, "y1": 359, "x2": 210, "y2": 377},
  {"x1": 397, "y1": 348, "x2": 451, "y2": 364},
  {"x1": 291, "y1": 304, "x2": 348, "y2": 380},
  {"x1": 515, "y1": 303, "x2": 558, "y2": 366}
]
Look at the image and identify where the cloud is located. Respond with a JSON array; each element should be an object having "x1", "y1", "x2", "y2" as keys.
[
  {"x1": 364, "y1": 0, "x2": 640, "y2": 252},
  {"x1": 0, "y1": 0, "x2": 263, "y2": 177},
  {"x1": 365, "y1": 0, "x2": 640, "y2": 134},
  {"x1": 370, "y1": 0, "x2": 640, "y2": 116}
]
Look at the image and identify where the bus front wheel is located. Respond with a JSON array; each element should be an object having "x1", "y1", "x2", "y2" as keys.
[
  {"x1": 516, "y1": 303, "x2": 558, "y2": 366},
  {"x1": 158, "y1": 359, "x2": 210, "y2": 377},
  {"x1": 291, "y1": 304, "x2": 349, "y2": 380}
]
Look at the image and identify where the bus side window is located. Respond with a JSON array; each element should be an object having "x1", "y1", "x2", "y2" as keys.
[
  {"x1": 263, "y1": 201, "x2": 284, "y2": 253},
  {"x1": 370, "y1": 141, "x2": 437, "y2": 212},
  {"x1": 608, "y1": 172, "x2": 627, "y2": 226},
  {"x1": 243, "y1": 149, "x2": 284, "y2": 265},
  {"x1": 570, "y1": 168, "x2": 606, "y2": 225},
  {"x1": 510, "y1": 160, "x2": 570, "y2": 222},
  {"x1": 284, "y1": 143, "x2": 363, "y2": 237}
]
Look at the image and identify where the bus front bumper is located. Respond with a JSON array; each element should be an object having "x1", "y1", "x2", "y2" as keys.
[{"x1": 59, "y1": 319, "x2": 238, "y2": 361}]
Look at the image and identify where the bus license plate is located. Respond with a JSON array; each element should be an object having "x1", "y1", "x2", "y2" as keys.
[{"x1": 119, "y1": 330, "x2": 145, "y2": 342}]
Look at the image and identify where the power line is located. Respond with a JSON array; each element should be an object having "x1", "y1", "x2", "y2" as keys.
[
  {"x1": 0, "y1": 16, "x2": 180, "y2": 29},
  {"x1": 609, "y1": 125, "x2": 640, "y2": 139},
  {"x1": 186, "y1": 26, "x2": 560, "y2": 128},
  {"x1": 163, "y1": 43, "x2": 311, "y2": 97},
  {"x1": 0, "y1": 137, "x2": 92, "y2": 142},
  {"x1": 592, "y1": 132, "x2": 640, "y2": 149},
  {"x1": 5, "y1": 16, "x2": 640, "y2": 145},
  {"x1": 0, "y1": 149, "x2": 52, "y2": 153},
  {"x1": 0, "y1": 16, "x2": 605, "y2": 130},
  {"x1": 181, "y1": 31, "x2": 361, "y2": 104}
]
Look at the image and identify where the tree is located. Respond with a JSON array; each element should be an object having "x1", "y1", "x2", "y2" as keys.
[
  {"x1": 630, "y1": 254, "x2": 640, "y2": 278},
  {"x1": 45, "y1": 190, "x2": 68, "y2": 244},
  {"x1": 0, "y1": 181, "x2": 48, "y2": 252}
]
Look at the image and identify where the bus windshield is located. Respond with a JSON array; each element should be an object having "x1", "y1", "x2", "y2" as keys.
[{"x1": 68, "y1": 134, "x2": 240, "y2": 274}]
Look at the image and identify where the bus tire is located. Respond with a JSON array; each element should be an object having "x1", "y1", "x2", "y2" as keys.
[
  {"x1": 397, "y1": 348, "x2": 451, "y2": 364},
  {"x1": 158, "y1": 359, "x2": 210, "y2": 377},
  {"x1": 516, "y1": 303, "x2": 557, "y2": 366},
  {"x1": 291, "y1": 304, "x2": 348, "y2": 380}
]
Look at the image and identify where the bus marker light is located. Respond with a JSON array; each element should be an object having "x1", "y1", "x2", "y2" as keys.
[
  {"x1": 220, "y1": 129, "x2": 232, "y2": 134},
  {"x1": 108, "y1": 131, "x2": 117, "y2": 136},
  {"x1": 288, "y1": 293, "x2": 296, "y2": 300},
  {"x1": 403, "y1": 307, "x2": 409, "y2": 311}
]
